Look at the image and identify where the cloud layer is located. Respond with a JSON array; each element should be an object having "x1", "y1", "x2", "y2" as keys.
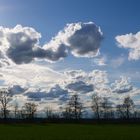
[
  {"x1": 0, "y1": 64, "x2": 65, "y2": 87},
  {"x1": 0, "y1": 66, "x2": 139, "y2": 116}
]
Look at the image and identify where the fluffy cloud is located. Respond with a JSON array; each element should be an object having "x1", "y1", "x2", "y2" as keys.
[
  {"x1": 25, "y1": 90, "x2": 47, "y2": 101},
  {"x1": 9, "y1": 85, "x2": 27, "y2": 96},
  {"x1": 64, "y1": 69, "x2": 108, "y2": 96},
  {"x1": 111, "y1": 76, "x2": 133, "y2": 94},
  {"x1": 0, "y1": 25, "x2": 68, "y2": 64},
  {"x1": 88, "y1": 70, "x2": 109, "y2": 86},
  {"x1": 18, "y1": 69, "x2": 107, "y2": 106},
  {"x1": 64, "y1": 69, "x2": 108, "y2": 86},
  {"x1": 66, "y1": 81, "x2": 94, "y2": 93},
  {"x1": 0, "y1": 25, "x2": 41, "y2": 64},
  {"x1": 45, "y1": 85, "x2": 69, "y2": 101},
  {"x1": 64, "y1": 70, "x2": 87, "y2": 81},
  {"x1": 42, "y1": 44, "x2": 68, "y2": 62},
  {"x1": 24, "y1": 85, "x2": 69, "y2": 102},
  {"x1": 44, "y1": 22, "x2": 103, "y2": 58},
  {"x1": 116, "y1": 32, "x2": 140, "y2": 60},
  {"x1": 7, "y1": 83, "x2": 70, "y2": 104},
  {"x1": 0, "y1": 22, "x2": 103, "y2": 65},
  {"x1": 67, "y1": 22, "x2": 103, "y2": 57}
]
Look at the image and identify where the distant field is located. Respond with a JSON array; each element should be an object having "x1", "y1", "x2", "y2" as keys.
[{"x1": 0, "y1": 123, "x2": 140, "y2": 140}]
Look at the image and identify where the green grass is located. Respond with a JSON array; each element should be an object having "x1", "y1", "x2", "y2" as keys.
[{"x1": 0, "y1": 123, "x2": 140, "y2": 140}]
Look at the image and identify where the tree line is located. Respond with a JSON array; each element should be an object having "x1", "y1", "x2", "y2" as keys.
[{"x1": 0, "y1": 88, "x2": 139, "y2": 121}]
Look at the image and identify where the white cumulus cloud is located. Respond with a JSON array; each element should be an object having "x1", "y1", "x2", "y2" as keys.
[
  {"x1": 116, "y1": 32, "x2": 140, "y2": 60},
  {"x1": 44, "y1": 22, "x2": 103, "y2": 58},
  {"x1": 111, "y1": 76, "x2": 133, "y2": 94}
]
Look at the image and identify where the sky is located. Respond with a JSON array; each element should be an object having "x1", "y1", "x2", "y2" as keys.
[{"x1": 0, "y1": 0, "x2": 140, "y2": 113}]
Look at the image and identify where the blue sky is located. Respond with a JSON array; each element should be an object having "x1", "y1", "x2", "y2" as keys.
[{"x1": 0, "y1": 0, "x2": 140, "y2": 87}]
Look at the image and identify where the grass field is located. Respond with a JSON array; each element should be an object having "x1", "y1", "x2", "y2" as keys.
[{"x1": 0, "y1": 123, "x2": 140, "y2": 140}]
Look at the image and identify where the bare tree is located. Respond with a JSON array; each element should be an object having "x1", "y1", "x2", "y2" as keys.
[
  {"x1": 65, "y1": 94, "x2": 82, "y2": 119},
  {"x1": 133, "y1": 108, "x2": 138, "y2": 119},
  {"x1": 13, "y1": 101, "x2": 19, "y2": 119},
  {"x1": 0, "y1": 88, "x2": 11, "y2": 119},
  {"x1": 22, "y1": 102, "x2": 38, "y2": 119},
  {"x1": 117, "y1": 96, "x2": 134, "y2": 119},
  {"x1": 101, "y1": 97, "x2": 113, "y2": 119},
  {"x1": 91, "y1": 94, "x2": 102, "y2": 120},
  {"x1": 116, "y1": 104, "x2": 125, "y2": 119},
  {"x1": 62, "y1": 106, "x2": 71, "y2": 119},
  {"x1": 44, "y1": 106, "x2": 53, "y2": 119},
  {"x1": 123, "y1": 96, "x2": 134, "y2": 119}
]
